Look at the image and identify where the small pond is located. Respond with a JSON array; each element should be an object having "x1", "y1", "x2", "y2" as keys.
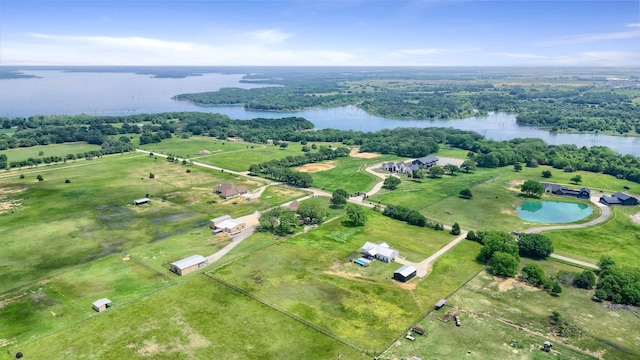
[{"x1": 517, "y1": 201, "x2": 593, "y2": 224}]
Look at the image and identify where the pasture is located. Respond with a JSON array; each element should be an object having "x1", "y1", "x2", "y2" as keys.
[
  {"x1": 0, "y1": 142, "x2": 100, "y2": 163},
  {"x1": 0, "y1": 153, "x2": 300, "y2": 294},
  {"x1": 213, "y1": 210, "x2": 476, "y2": 353},
  {"x1": 5, "y1": 276, "x2": 367, "y2": 360},
  {"x1": 309, "y1": 154, "x2": 403, "y2": 193}
]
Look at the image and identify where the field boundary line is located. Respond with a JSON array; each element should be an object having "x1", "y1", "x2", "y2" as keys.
[
  {"x1": 378, "y1": 265, "x2": 485, "y2": 356},
  {"x1": 204, "y1": 273, "x2": 369, "y2": 356}
]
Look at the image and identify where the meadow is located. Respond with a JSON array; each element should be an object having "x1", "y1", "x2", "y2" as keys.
[
  {"x1": 309, "y1": 154, "x2": 404, "y2": 193},
  {"x1": 0, "y1": 142, "x2": 100, "y2": 163},
  {"x1": 213, "y1": 210, "x2": 478, "y2": 353},
  {"x1": 5, "y1": 276, "x2": 367, "y2": 360}
]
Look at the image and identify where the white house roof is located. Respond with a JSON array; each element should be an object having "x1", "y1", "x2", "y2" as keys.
[
  {"x1": 92, "y1": 298, "x2": 112, "y2": 307},
  {"x1": 361, "y1": 242, "x2": 397, "y2": 258},
  {"x1": 210, "y1": 214, "x2": 232, "y2": 223},
  {"x1": 377, "y1": 246, "x2": 398, "y2": 258},
  {"x1": 216, "y1": 219, "x2": 244, "y2": 230},
  {"x1": 394, "y1": 265, "x2": 417, "y2": 277},
  {"x1": 171, "y1": 255, "x2": 206, "y2": 270}
]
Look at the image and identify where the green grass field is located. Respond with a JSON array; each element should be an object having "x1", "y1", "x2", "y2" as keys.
[
  {"x1": 543, "y1": 206, "x2": 640, "y2": 267},
  {"x1": 310, "y1": 154, "x2": 403, "y2": 193},
  {"x1": 0, "y1": 142, "x2": 101, "y2": 163},
  {"x1": 6, "y1": 276, "x2": 367, "y2": 360},
  {"x1": 370, "y1": 164, "x2": 638, "y2": 233}
]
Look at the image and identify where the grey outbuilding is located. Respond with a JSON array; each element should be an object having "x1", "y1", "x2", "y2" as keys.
[
  {"x1": 170, "y1": 254, "x2": 207, "y2": 276},
  {"x1": 92, "y1": 298, "x2": 112, "y2": 312}
]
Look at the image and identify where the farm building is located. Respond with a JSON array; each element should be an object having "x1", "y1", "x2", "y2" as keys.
[
  {"x1": 542, "y1": 183, "x2": 590, "y2": 199},
  {"x1": 133, "y1": 197, "x2": 150, "y2": 205},
  {"x1": 361, "y1": 242, "x2": 399, "y2": 263},
  {"x1": 215, "y1": 218, "x2": 246, "y2": 235},
  {"x1": 394, "y1": 265, "x2": 417, "y2": 282},
  {"x1": 434, "y1": 299, "x2": 447, "y2": 310},
  {"x1": 170, "y1": 254, "x2": 207, "y2": 276},
  {"x1": 600, "y1": 192, "x2": 638, "y2": 206},
  {"x1": 214, "y1": 183, "x2": 248, "y2": 199},
  {"x1": 209, "y1": 214, "x2": 232, "y2": 229},
  {"x1": 92, "y1": 298, "x2": 112, "y2": 312}
]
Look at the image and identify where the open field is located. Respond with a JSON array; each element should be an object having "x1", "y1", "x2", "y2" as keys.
[
  {"x1": 436, "y1": 259, "x2": 640, "y2": 359},
  {"x1": 0, "y1": 142, "x2": 101, "y2": 163},
  {"x1": 386, "y1": 258, "x2": 640, "y2": 359},
  {"x1": 295, "y1": 163, "x2": 335, "y2": 172},
  {"x1": 371, "y1": 164, "x2": 636, "y2": 233},
  {"x1": 5, "y1": 276, "x2": 367, "y2": 360},
  {"x1": 0, "y1": 254, "x2": 173, "y2": 349},
  {"x1": 213, "y1": 210, "x2": 470, "y2": 352},
  {"x1": 543, "y1": 206, "x2": 640, "y2": 267},
  {"x1": 309, "y1": 154, "x2": 403, "y2": 193},
  {"x1": 0, "y1": 154, "x2": 298, "y2": 294}
]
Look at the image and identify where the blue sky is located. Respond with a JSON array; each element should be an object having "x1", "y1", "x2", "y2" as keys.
[{"x1": 1, "y1": 0, "x2": 639, "y2": 66}]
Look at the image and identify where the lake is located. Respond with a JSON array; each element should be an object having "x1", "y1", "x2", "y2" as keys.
[
  {"x1": 517, "y1": 201, "x2": 593, "y2": 224},
  {"x1": 1, "y1": 69, "x2": 640, "y2": 156}
]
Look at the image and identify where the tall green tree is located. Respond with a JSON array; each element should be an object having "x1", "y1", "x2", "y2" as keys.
[
  {"x1": 521, "y1": 180, "x2": 544, "y2": 197},
  {"x1": 330, "y1": 188, "x2": 349, "y2": 207},
  {"x1": 488, "y1": 252, "x2": 519, "y2": 277},
  {"x1": 346, "y1": 204, "x2": 367, "y2": 226},
  {"x1": 383, "y1": 176, "x2": 401, "y2": 190},
  {"x1": 296, "y1": 201, "x2": 327, "y2": 224}
]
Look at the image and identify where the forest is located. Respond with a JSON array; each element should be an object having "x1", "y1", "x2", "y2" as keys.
[
  {"x1": 173, "y1": 68, "x2": 640, "y2": 134},
  {"x1": 2, "y1": 112, "x2": 640, "y2": 183}
]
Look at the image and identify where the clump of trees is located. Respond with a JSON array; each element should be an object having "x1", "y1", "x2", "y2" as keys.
[
  {"x1": 459, "y1": 189, "x2": 473, "y2": 199},
  {"x1": 518, "y1": 233, "x2": 554, "y2": 259},
  {"x1": 519, "y1": 263, "x2": 562, "y2": 296},
  {"x1": 475, "y1": 231, "x2": 520, "y2": 277},
  {"x1": 594, "y1": 257, "x2": 640, "y2": 305},
  {"x1": 258, "y1": 207, "x2": 298, "y2": 235},
  {"x1": 382, "y1": 204, "x2": 444, "y2": 230}
]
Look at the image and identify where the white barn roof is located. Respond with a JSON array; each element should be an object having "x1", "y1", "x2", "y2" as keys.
[
  {"x1": 92, "y1": 298, "x2": 112, "y2": 308},
  {"x1": 216, "y1": 219, "x2": 244, "y2": 230},
  {"x1": 394, "y1": 265, "x2": 417, "y2": 277},
  {"x1": 171, "y1": 254, "x2": 206, "y2": 270},
  {"x1": 210, "y1": 214, "x2": 232, "y2": 223}
]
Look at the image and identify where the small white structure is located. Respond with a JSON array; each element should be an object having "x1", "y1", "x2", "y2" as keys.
[
  {"x1": 215, "y1": 218, "x2": 246, "y2": 235},
  {"x1": 361, "y1": 241, "x2": 399, "y2": 263},
  {"x1": 170, "y1": 254, "x2": 207, "y2": 276},
  {"x1": 209, "y1": 215, "x2": 232, "y2": 229},
  {"x1": 133, "y1": 198, "x2": 150, "y2": 205},
  {"x1": 92, "y1": 298, "x2": 112, "y2": 312}
]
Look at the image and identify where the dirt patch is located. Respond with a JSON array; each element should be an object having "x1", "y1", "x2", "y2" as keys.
[
  {"x1": 495, "y1": 276, "x2": 538, "y2": 292},
  {"x1": 631, "y1": 212, "x2": 640, "y2": 226},
  {"x1": 350, "y1": 148, "x2": 381, "y2": 159},
  {"x1": 295, "y1": 163, "x2": 335, "y2": 172},
  {"x1": 508, "y1": 180, "x2": 525, "y2": 192},
  {"x1": 395, "y1": 282, "x2": 417, "y2": 290},
  {"x1": 196, "y1": 150, "x2": 211, "y2": 155},
  {"x1": 0, "y1": 187, "x2": 25, "y2": 214}
]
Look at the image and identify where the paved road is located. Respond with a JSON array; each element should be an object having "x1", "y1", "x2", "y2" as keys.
[
  {"x1": 396, "y1": 230, "x2": 469, "y2": 278},
  {"x1": 206, "y1": 226, "x2": 257, "y2": 264}
]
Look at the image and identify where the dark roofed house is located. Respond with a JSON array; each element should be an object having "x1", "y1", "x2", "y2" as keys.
[
  {"x1": 214, "y1": 183, "x2": 248, "y2": 199},
  {"x1": 412, "y1": 155, "x2": 439, "y2": 168},
  {"x1": 394, "y1": 265, "x2": 417, "y2": 282},
  {"x1": 601, "y1": 192, "x2": 638, "y2": 206},
  {"x1": 612, "y1": 192, "x2": 639, "y2": 205},
  {"x1": 543, "y1": 183, "x2": 590, "y2": 199}
]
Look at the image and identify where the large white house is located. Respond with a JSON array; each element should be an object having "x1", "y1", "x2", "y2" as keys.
[{"x1": 361, "y1": 241, "x2": 399, "y2": 263}]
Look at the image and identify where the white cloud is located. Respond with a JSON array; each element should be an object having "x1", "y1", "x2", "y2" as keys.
[
  {"x1": 395, "y1": 48, "x2": 444, "y2": 55},
  {"x1": 627, "y1": 23, "x2": 640, "y2": 28},
  {"x1": 536, "y1": 27, "x2": 640, "y2": 46},
  {"x1": 493, "y1": 52, "x2": 547, "y2": 59},
  {"x1": 2, "y1": 32, "x2": 354, "y2": 66},
  {"x1": 247, "y1": 29, "x2": 292, "y2": 43}
]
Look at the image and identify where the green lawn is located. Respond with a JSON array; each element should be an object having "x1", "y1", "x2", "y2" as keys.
[
  {"x1": 7, "y1": 276, "x2": 367, "y2": 360},
  {"x1": 0, "y1": 142, "x2": 101, "y2": 163},
  {"x1": 310, "y1": 154, "x2": 404, "y2": 193},
  {"x1": 543, "y1": 206, "x2": 640, "y2": 267}
]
